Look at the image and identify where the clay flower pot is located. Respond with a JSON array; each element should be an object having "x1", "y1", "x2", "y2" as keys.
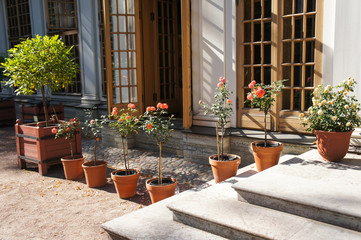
[
  {"x1": 251, "y1": 141, "x2": 283, "y2": 172},
  {"x1": 61, "y1": 155, "x2": 85, "y2": 180},
  {"x1": 82, "y1": 160, "x2": 107, "y2": 188},
  {"x1": 315, "y1": 130, "x2": 353, "y2": 162},
  {"x1": 111, "y1": 169, "x2": 140, "y2": 199},
  {"x1": 209, "y1": 154, "x2": 241, "y2": 183},
  {"x1": 146, "y1": 177, "x2": 177, "y2": 204}
]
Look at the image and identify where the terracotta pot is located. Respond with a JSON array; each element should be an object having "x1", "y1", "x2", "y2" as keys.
[
  {"x1": 251, "y1": 141, "x2": 283, "y2": 172},
  {"x1": 111, "y1": 169, "x2": 140, "y2": 199},
  {"x1": 146, "y1": 177, "x2": 177, "y2": 204},
  {"x1": 82, "y1": 161, "x2": 107, "y2": 188},
  {"x1": 209, "y1": 154, "x2": 241, "y2": 183},
  {"x1": 61, "y1": 155, "x2": 85, "y2": 180},
  {"x1": 315, "y1": 130, "x2": 353, "y2": 162}
]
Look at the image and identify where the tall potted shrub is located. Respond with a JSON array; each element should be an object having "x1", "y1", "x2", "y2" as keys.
[
  {"x1": 53, "y1": 118, "x2": 84, "y2": 180},
  {"x1": 108, "y1": 103, "x2": 141, "y2": 198},
  {"x1": 2, "y1": 35, "x2": 80, "y2": 175},
  {"x1": 245, "y1": 79, "x2": 285, "y2": 172},
  {"x1": 141, "y1": 103, "x2": 176, "y2": 203},
  {"x1": 199, "y1": 77, "x2": 241, "y2": 183},
  {"x1": 299, "y1": 78, "x2": 361, "y2": 162},
  {"x1": 82, "y1": 116, "x2": 108, "y2": 188}
]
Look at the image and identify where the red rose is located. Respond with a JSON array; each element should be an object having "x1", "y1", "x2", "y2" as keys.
[
  {"x1": 219, "y1": 77, "x2": 226, "y2": 83},
  {"x1": 247, "y1": 94, "x2": 253, "y2": 101},
  {"x1": 69, "y1": 118, "x2": 74, "y2": 123},
  {"x1": 256, "y1": 87, "x2": 265, "y2": 98},
  {"x1": 162, "y1": 103, "x2": 168, "y2": 109},
  {"x1": 147, "y1": 123, "x2": 152, "y2": 129},
  {"x1": 251, "y1": 80, "x2": 256, "y2": 84},
  {"x1": 157, "y1": 102, "x2": 162, "y2": 109},
  {"x1": 66, "y1": 127, "x2": 70, "y2": 132},
  {"x1": 51, "y1": 128, "x2": 57, "y2": 134},
  {"x1": 248, "y1": 83, "x2": 255, "y2": 89},
  {"x1": 151, "y1": 106, "x2": 156, "y2": 111},
  {"x1": 217, "y1": 82, "x2": 223, "y2": 88},
  {"x1": 227, "y1": 99, "x2": 232, "y2": 104},
  {"x1": 125, "y1": 115, "x2": 131, "y2": 120},
  {"x1": 128, "y1": 103, "x2": 135, "y2": 109},
  {"x1": 90, "y1": 120, "x2": 95, "y2": 124},
  {"x1": 96, "y1": 137, "x2": 100, "y2": 141}
]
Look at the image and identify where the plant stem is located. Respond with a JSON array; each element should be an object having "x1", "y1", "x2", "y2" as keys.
[
  {"x1": 121, "y1": 136, "x2": 128, "y2": 173},
  {"x1": 69, "y1": 140, "x2": 74, "y2": 160},
  {"x1": 94, "y1": 140, "x2": 97, "y2": 165},
  {"x1": 41, "y1": 86, "x2": 49, "y2": 126},
  {"x1": 216, "y1": 122, "x2": 220, "y2": 160},
  {"x1": 221, "y1": 124, "x2": 225, "y2": 160},
  {"x1": 126, "y1": 140, "x2": 129, "y2": 174},
  {"x1": 158, "y1": 142, "x2": 163, "y2": 185},
  {"x1": 264, "y1": 110, "x2": 267, "y2": 147}
]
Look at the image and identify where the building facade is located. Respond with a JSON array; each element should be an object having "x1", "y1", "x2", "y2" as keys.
[{"x1": 0, "y1": 0, "x2": 360, "y2": 133}]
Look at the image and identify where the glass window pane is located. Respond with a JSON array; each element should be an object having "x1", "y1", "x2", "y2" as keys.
[
  {"x1": 282, "y1": 66, "x2": 291, "y2": 86},
  {"x1": 306, "y1": 15, "x2": 315, "y2": 38},
  {"x1": 294, "y1": 89, "x2": 302, "y2": 110},
  {"x1": 254, "y1": 67, "x2": 261, "y2": 82},
  {"x1": 294, "y1": 42, "x2": 303, "y2": 63},
  {"x1": 254, "y1": 44, "x2": 261, "y2": 64},
  {"x1": 121, "y1": 70, "x2": 128, "y2": 85},
  {"x1": 282, "y1": 89, "x2": 291, "y2": 110},
  {"x1": 254, "y1": 0, "x2": 262, "y2": 19},
  {"x1": 129, "y1": 69, "x2": 137, "y2": 85},
  {"x1": 295, "y1": 17, "x2": 303, "y2": 39},
  {"x1": 264, "y1": 0, "x2": 271, "y2": 18},
  {"x1": 294, "y1": 66, "x2": 302, "y2": 87},
  {"x1": 117, "y1": 0, "x2": 126, "y2": 14},
  {"x1": 264, "y1": 21, "x2": 271, "y2": 41},
  {"x1": 130, "y1": 87, "x2": 138, "y2": 102},
  {"x1": 114, "y1": 87, "x2": 121, "y2": 103},
  {"x1": 283, "y1": 42, "x2": 291, "y2": 63},
  {"x1": 244, "y1": 67, "x2": 251, "y2": 86},
  {"x1": 254, "y1": 22, "x2": 261, "y2": 42},
  {"x1": 128, "y1": 16, "x2": 135, "y2": 32},
  {"x1": 305, "y1": 65, "x2": 314, "y2": 87},
  {"x1": 118, "y1": 16, "x2": 126, "y2": 32},
  {"x1": 120, "y1": 52, "x2": 128, "y2": 68},
  {"x1": 284, "y1": 0, "x2": 293, "y2": 15},
  {"x1": 127, "y1": 0, "x2": 134, "y2": 14},
  {"x1": 305, "y1": 90, "x2": 313, "y2": 109},
  {"x1": 244, "y1": 45, "x2": 251, "y2": 65},
  {"x1": 244, "y1": 22, "x2": 251, "y2": 42},
  {"x1": 111, "y1": 16, "x2": 117, "y2": 32},
  {"x1": 122, "y1": 87, "x2": 129, "y2": 103},
  {"x1": 119, "y1": 34, "x2": 127, "y2": 50},
  {"x1": 295, "y1": 0, "x2": 304, "y2": 13},
  {"x1": 283, "y1": 17, "x2": 292, "y2": 39},
  {"x1": 307, "y1": 0, "x2": 316, "y2": 12},
  {"x1": 111, "y1": 34, "x2": 118, "y2": 50},
  {"x1": 264, "y1": 44, "x2": 271, "y2": 64},
  {"x1": 128, "y1": 34, "x2": 135, "y2": 50},
  {"x1": 129, "y1": 52, "x2": 136, "y2": 67},
  {"x1": 163, "y1": 3, "x2": 168, "y2": 18},
  {"x1": 244, "y1": 0, "x2": 251, "y2": 20},
  {"x1": 112, "y1": 70, "x2": 120, "y2": 86},
  {"x1": 112, "y1": 52, "x2": 119, "y2": 67},
  {"x1": 264, "y1": 67, "x2": 271, "y2": 85},
  {"x1": 306, "y1": 41, "x2": 315, "y2": 62}
]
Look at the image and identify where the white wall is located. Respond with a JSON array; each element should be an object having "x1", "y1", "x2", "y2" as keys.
[
  {"x1": 191, "y1": 0, "x2": 237, "y2": 127},
  {"x1": 323, "y1": 0, "x2": 361, "y2": 103}
]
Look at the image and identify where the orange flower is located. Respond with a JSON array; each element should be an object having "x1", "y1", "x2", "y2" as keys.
[
  {"x1": 96, "y1": 137, "x2": 100, "y2": 141},
  {"x1": 51, "y1": 128, "x2": 57, "y2": 134},
  {"x1": 217, "y1": 82, "x2": 223, "y2": 88},
  {"x1": 157, "y1": 102, "x2": 163, "y2": 109},
  {"x1": 146, "y1": 106, "x2": 156, "y2": 112},
  {"x1": 128, "y1": 103, "x2": 135, "y2": 109},
  {"x1": 219, "y1": 77, "x2": 226, "y2": 83},
  {"x1": 147, "y1": 123, "x2": 152, "y2": 129},
  {"x1": 90, "y1": 120, "x2": 95, "y2": 124},
  {"x1": 227, "y1": 99, "x2": 232, "y2": 104},
  {"x1": 125, "y1": 115, "x2": 131, "y2": 120},
  {"x1": 247, "y1": 94, "x2": 253, "y2": 101},
  {"x1": 66, "y1": 127, "x2": 70, "y2": 132},
  {"x1": 69, "y1": 118, "x2": 74, "y2": 123},
  {"x1": 256, "y1": 87, "x2": 265, "y2": 98},
  {"x1": 118, "y1": 118, "x2": 124, "y2": 122},
  {"x1": 161, "y1": 103, "x2": 168, "y2": 109},
  {"x1": 112, "y1": 107, "x2": 118, "y2": 116},
  {"x1": 151, "y1": 106, "x2": 156, "y2": 111}
]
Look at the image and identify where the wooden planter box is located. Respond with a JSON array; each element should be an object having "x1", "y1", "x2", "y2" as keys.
[
  {"x1": 20, "y1": 103, "x2": 64, "y2": 123},
  {"x1": 15, "y1": 119, "x2": 82, "y2": 175},
  {"x1": 0, "y1": 99, "x2": 16, "y2": 125}
]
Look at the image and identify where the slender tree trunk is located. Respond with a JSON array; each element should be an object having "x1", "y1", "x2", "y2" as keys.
[
  {"x1": 94, "y1": 140, "x2": 97, "y2": 165},
  {"x1": 216, "y1": 122, "x2": 220, "y2": 160},
  {"x1": 264, "y1": 110, "x2": 267, "y2": 147},
  {"x1": 121, "y1": 136, "x2": 128, "y2": 173},
  {"x1": 221, "y1": 124, "x2": 225, "y2": 160},
  {"x1": 158, "y1": 142, "x2": 163, "y2": 185},
  {"x1": 41, "y1": 86, "x2": 49, "y2": 126},
  {"x1": 126, "y1": 140, "x2": 129, "y2": 174},
  {"x1": 69, "y1": 141, "x2": 74, "y2": 159}
]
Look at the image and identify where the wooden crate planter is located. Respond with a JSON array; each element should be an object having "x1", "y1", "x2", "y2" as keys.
[
  {"x1": 15, "y1": 119, "x2": 82, "y2": 175},
  {"x1": 20, "y1": 103, "x2": 64, "y2": 122},
  {"x1": 0, "y1": 99, "x2": 16, "y2": 125}
]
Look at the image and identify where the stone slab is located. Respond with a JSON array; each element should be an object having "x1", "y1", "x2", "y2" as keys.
[{"x1": 233, "y1": 149, "x2": 361, "y2": 232}]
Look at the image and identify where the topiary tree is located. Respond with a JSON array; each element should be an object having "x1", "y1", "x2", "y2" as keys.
[{"x1": 1, "y1": 35, "x2": 78, "y2": 126}]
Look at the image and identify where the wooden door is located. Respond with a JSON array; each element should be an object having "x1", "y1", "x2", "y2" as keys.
[{"x1": 142, "y1": 0, "x2": 182, "y2": 116}]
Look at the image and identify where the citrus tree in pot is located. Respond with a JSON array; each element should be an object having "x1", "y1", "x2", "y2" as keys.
[
  {"x1": 245, "y1": 79, "x2": 285, "y2": 172},
  {"x1": 2, "y1": 35, "x2": 79, "y2": 175},
  {"x1": 53, "y1": 118, "x2": 83, "y2": 180},
  {"x1": 141, "y1": 103, "x2": 176, "y2": 203},
  {"x1": 82, "y1": 115, "x2": 108, "y2": 188},
  {"x1": 299, "y1": 77, "x2": 361, "y2": 162},
  {"x1": 108, "y1": 103, "x2": 141, "y2": 198},
  {"x1": 199, "y1": 77, "x2": 241, "y2": 183}
]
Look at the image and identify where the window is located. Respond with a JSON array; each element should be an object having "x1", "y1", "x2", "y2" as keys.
[
  {"x1": 5, "y1": 0, "x2": 32, "y2": 48},
  {"x1": 46, "y1": 0, "x2": 81, "y2": 95},
  {"x1": 98, "y1": 0, "x2": 107, "y2": 97},
  {"x1": 237, "y1": 0, "x2": 323, "y2": 132}
]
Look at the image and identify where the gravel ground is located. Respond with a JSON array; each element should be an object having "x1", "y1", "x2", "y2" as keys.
[{"x1": 0, "y1": 125, "x2": 213, "y2": 240}]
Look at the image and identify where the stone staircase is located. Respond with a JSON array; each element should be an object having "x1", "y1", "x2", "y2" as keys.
[{"x1": 102, "y1": 150, "x2": 361, "y2": 239}]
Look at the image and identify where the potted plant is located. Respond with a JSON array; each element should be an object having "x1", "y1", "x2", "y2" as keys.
[
  {"x1": 108, "y1": 103, "x2": 141, "y2": 198},
  {"x1": 246, "y1": 79, "x2": 285, "y2": 172},
  {"x1": 299, "y1": 77, "x2": 361, "y2": 162},
  {"x1": 199, "y1": 77, "x2": 241, "y2": 183},
  {"x1": 53, "y1": 118, "x2": 84, "y2": 180},
  {"x1": 2, "y1": 35, "x2": 79, "y2": 175},
  {"x1": 82, "y1": 116, "x2": 108, "y2": 188},
  {"x1": 141, "y1": 103, "x2": 176, "y2": 203}
]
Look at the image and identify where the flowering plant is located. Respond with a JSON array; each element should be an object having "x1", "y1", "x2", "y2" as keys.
[
  {"x1": 53, "y1": 118, "x2": 80, "y2": 159},
  {"x1": 141, "y1": 102, "x2": 174, "y2": 184},
  {"x1": 83, "y1": 115, "x2": 107, "y2": 165},
  {"x1": 245, "y1": 79, "x2": 285, "y2": 146},
  {"x1": 109, "y1": 103, "x2": 140, "y2": 174},
  {"x1": 199, "y1": 77, "x2": 233, "y2": 160},
  {"x1": 300, "y1": 77, "x2": 361, "y2": 132}
]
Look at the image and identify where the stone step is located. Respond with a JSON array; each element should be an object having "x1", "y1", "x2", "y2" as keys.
[{"x1": 232, "y1": 149, "x2": 361, "y2": 232}]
